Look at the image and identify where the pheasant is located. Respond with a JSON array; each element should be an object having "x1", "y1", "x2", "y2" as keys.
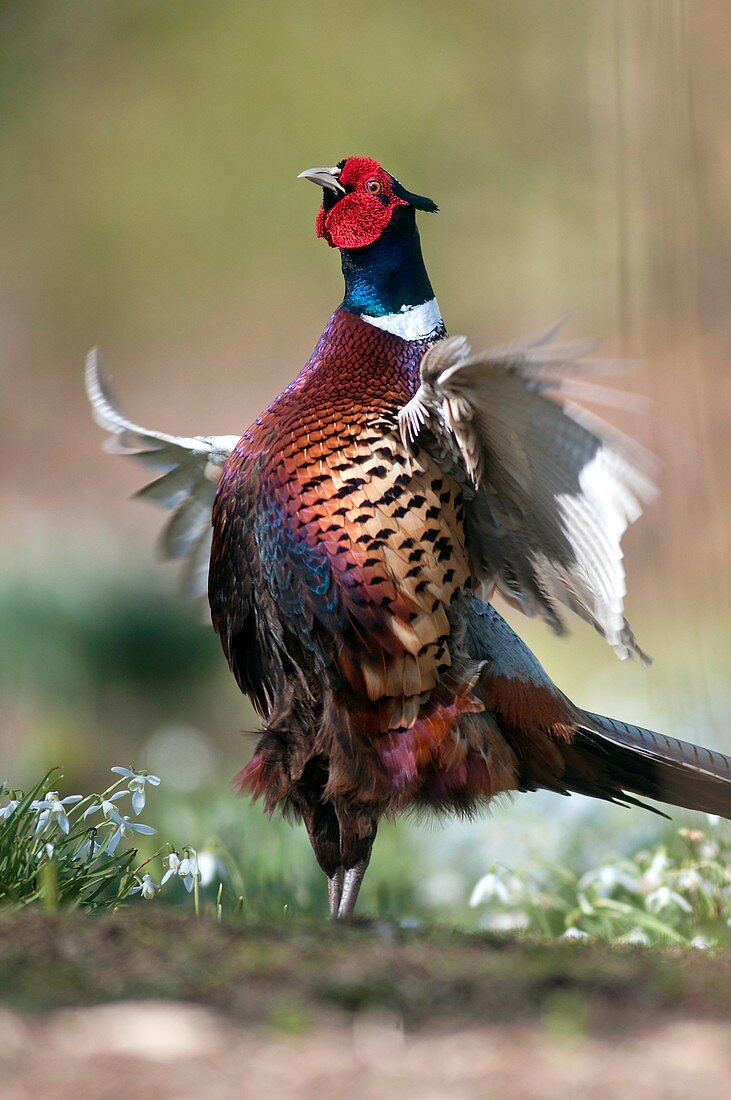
[{"x1": 87, "y1": 155, "x2": 731, "y2": 920}]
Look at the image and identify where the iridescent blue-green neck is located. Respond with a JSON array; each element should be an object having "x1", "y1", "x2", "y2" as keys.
[{"x1": 340, "y1": 206, "x2": 436, "y2": 319}]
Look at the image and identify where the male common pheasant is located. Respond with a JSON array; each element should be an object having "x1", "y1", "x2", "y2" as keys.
[{"x1": 87, "y1": 156, "x2": 731, "y2": 919}]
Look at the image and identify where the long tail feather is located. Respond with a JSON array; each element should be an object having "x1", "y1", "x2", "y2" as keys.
[{"x1": 567, "y1": 713, "x2": 731, "y2": 817}]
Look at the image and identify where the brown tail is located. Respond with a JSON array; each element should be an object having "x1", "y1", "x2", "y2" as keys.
[{"x1": 561, "y1": 713, "x2": 731, "y2": 818}]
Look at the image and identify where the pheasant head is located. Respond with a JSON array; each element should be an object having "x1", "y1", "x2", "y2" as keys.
[
  {"x1": 298, "y1": 156, "x2": 441, "y2": 335},
  {"x1": 299, "y1": 156, "x2": 438, "y2": 249}
]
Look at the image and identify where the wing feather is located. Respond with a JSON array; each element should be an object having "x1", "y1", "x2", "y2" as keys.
[
  {"x1": 85, "y1": 348, "x2": 239, "y2": 599},
  {"x1": 399, "y1": 327, "x2": 656, "y2": 660}
]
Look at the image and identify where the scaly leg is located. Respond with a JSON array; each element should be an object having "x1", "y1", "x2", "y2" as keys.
[
  {"x1": 337, "y1": 856, "x2": 371, "y2": 922},
  {"x1": 328, "y1": 868, "x2": 344, "y2": 919}
]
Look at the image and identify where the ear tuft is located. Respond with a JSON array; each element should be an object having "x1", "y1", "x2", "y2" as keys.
[{"x1": 392, "y1": 179, "x2": 439, "y2": 213}]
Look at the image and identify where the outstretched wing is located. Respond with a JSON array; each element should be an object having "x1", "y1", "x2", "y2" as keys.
[
  {"x1": 85, "y1": 348, "x2": 240, "y2": 599},
  {"x1": 399, "y1": 326, "x2": 656, "y2": 661}
]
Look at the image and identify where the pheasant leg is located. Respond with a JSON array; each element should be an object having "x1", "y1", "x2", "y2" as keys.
[
  {"x1": 328, "y1": 868, "x2": 345, "y2": 919},
  {"x1": 337, "y1": 857, "x2": 371, "y2": 921}
]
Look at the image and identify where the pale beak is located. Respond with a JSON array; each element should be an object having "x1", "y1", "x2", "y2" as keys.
[{"x1": 297, "y1": 166, "x2": 345, "y2": 195}]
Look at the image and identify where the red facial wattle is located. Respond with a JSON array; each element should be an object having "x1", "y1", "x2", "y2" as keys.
[{"x1": 316, "y1": 157, "x2": 408, "y2": 250}]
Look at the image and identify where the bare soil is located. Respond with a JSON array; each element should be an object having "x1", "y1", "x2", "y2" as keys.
[{"x1": 0, "y1": 909, "x2": 729, "y2": 1098}]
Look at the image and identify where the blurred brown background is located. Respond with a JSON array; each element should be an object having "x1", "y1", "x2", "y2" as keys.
[{"x1": 0, "y1": 1, "x2": 729, "y2": 885}]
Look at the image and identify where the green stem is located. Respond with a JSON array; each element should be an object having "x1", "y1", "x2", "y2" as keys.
[
  {"x1": 40, "y1": 857, "x2": 58, "y2": 912},
  {"x1": 193, "y1": 852, "x2": 200, "y2": 917}
]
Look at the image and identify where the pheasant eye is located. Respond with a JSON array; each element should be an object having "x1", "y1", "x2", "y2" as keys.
[{"x1": 365, "y1": 179, "x2": 383, "y2": 194}]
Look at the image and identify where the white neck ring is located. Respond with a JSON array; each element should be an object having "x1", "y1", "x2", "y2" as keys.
[{"x1": 360, "y1": 298, "x2": 443, "y2": 341}]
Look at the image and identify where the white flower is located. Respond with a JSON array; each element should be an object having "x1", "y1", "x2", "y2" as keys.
[
  {"x1": 690, "y1": 935, "x2": 712, "y2": 950},
  {"x1": 0, "y1": 798, "x2": 20, "y2": 822},
  {"x1": 639, "y1": 850, "x2": 670, "y2": 892},
  {"x1": 469, "y1": 869, "x2": 524, "y2": 908},
  {"x1": 105, "y1": 811, "x2": 156, "y2": 856},
  {"x1": 676, "y1": 869, "x2": 704, "y2": 892},
  {"x1": 579, "y1": 864, "x2": 639, "y2": 897},
  {"x1": 84, "y1": 790, "x2": 128, "y2": 819},
  {"x1": 645, "y1": 886, "x2": 693, "y2": 914},
  {"x1": 562, "y1": 927, "x2": 590, "y2": 940},
  {"x1": 482, "y1": 910, "x2": 530, "y2": 932},
  {"x1": 131, "y1": 873, "x2": 159, "y2": 900},
  {"x1": 36, "y1": 842, "x2": 55, "y2": 860},
  {"x1": 110, "y1": 767, "x2": 161, "y2": 815},
  {"x1": 196, "y1": 850, "x2": 221, "y2": 887},
  {"x1": 161, "y1": 851, "x2": 181, "y2": 885},
  {"x1": 31, "y1": 792, "x2": 83, "y2": 835},
  {"x1": 161, "y1": 850, "x2": 199, "y2": 892},
  {"x1": 178, "y1": 854, "x2": 200, "y2": 893},
  {"x1": 619, "y1": 927, "x2": 650, "y2": 946}
]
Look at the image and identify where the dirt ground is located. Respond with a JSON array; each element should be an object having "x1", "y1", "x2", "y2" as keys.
[
  {"x1": 1, "y1": 909, "x2": 729, "y2": 1099},
  {"x1": 2, "y1": 1003, "x2": 729, "y2": 1100}
]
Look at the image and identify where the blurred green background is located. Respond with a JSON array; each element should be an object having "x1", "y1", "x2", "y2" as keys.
[{"x1": 1, "y1": 0, "x2": 729, "y2": 919}]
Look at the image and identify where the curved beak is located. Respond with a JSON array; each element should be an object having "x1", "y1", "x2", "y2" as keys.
[{"x1": 297, "y1": 166, "x2": 345, "y2": 195}]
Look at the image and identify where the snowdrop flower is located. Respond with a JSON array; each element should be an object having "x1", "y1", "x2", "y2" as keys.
[
  {"x1": 690, "y1": 935, "x2": 712, "y2": 950},
  {"x1": 645, "y1": 886, "x2": 692, "y2": 914},
  {"x1": 105, "y1": 811, "x2": 156, "y2": 856},
  {"x1": 196, "y1": 850, "x2": 221, "y2": 887},
  {"x1": 31, "y1": 792, "x2": 83, "y2": 835},
  {"x1": 131, "y1": 873, "x2": 159, "y2": 900},
  {"x1": 676, "y1": 869, "x2": 705, "y2": 892},
  {"x1": 0, "y1": 798, "x2": 20, "y2": 822},
  {"x1": 469, "y1": 868, "x2": 524, "y2": 908},
  {"x1": 640, "y1": 850, "x2": 670, "y2": 892},
  {"x1": 177, "y1": 853, "x2": 200, "y2": 893},
  {"x1": 161, "y1": 851, "x2": 181, "y2": 885},
  {"x1": 561, "y1": 927, "x2": 590, "y2": 940},
  {"x1": 161, "y1": 850, "x2": 199, "y2": 892},
  {"x1": 482, "y1": 910, "x2": 530, "y2": 932},
  {"x1": 579, "y1": 864, "x2": 639, "y2": 897},
  {"x1": 36, "y1": 842, "x2": 55, "y2": 861},
  {"x1": 620, "y1": 927, "x2": 650, "y2": 946},
  {"x1": 110, "y1": 767, "x2": 161, "y2": 815},
  {"x1": 84, "y1": 790, "x2": 128, "y2": 819}
]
